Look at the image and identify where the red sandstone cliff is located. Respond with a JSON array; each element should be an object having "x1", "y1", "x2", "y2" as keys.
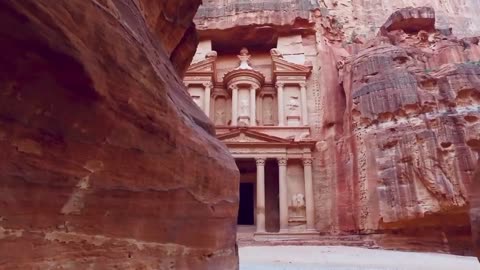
[
  {"x1": 0, "y1": 0, "x2": 239, "y2": 269},
  {"x1": 336, "y1": 7, "x2": 480, "y2": 252},
  {"x1": 194, "y1": 1, "x2": 479, "y2": 254}
]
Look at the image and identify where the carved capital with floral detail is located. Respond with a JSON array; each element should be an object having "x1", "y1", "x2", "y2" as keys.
[
  {"x1": 303, "y1": 158, "x2": 313, "y2": 166},
  {"x1": 255, "y1": 158, "x2": 266, "y2": 166},
  {"x1": 277, "y1": 157, "x2": 288, "y2": 166},
  {"x1": 202, "y1": 82, "x2": 213, "y2": 89}
]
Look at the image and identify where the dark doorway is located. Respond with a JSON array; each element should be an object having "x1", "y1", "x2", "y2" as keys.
[
  {"x1": 238, "y1": 183, "x2": 254, "y2": 225},
  {"x1": 265, "y1": 159, "x2": 280, "y2": 232}
]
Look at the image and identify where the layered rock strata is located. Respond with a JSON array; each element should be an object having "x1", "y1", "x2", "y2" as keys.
[
  {"x1": 0, "y1": 0, "x2": 239, "y2": 269},
  {"x1": 336, "y1": 7, "x2": 480, "y2": 253},
  {"x1": 322, "y1": 0, "x2": 480, "y2": 40}
]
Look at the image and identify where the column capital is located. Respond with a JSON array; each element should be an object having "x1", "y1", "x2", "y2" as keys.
[
  {"x1": 255, "y1": 158, "x2": 266, "y2": 166},
  {"x1": 202, "y1": 82, "x2": 213, "y2": 89},
  {"x1": 275, "y1": 82, "x2": 284, "y2": 89},
  {"x1": 277, "y1": 157, "x2": 288, "y2": 166},
  {"x1": 303, "y1": 158, "x2": 313, "y2": 166},
  {"x1": 299, "y1": 82, "x2": 307, "y2": 88},
  {"x1": 229, "y1": 84, "x2": 239, "y2": 91}
]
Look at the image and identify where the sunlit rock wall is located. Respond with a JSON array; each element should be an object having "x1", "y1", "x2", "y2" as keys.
[
  {"x1": 322, "y1": 0, "x2": 480, "y2": 40},
  {"x1": 0, "y1": 0, "x2": 239, "y2": 269}
]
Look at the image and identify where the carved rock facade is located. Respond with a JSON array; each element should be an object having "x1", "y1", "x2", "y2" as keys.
[
  {"x1": 0, "y1": 0, "x2": 239, "y2": 269},
  {"x1": 189, "y1": 1, "x2": 480, "y2": 255}
]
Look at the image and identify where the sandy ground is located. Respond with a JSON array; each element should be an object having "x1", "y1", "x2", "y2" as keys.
[{"x1": 240, "y1": 246, "x2": 480, "y2": 270}]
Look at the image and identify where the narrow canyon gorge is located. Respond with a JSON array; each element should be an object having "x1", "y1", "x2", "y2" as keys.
[{"x1": 0, "y1": 0, "x2": 479, "y2": 269}]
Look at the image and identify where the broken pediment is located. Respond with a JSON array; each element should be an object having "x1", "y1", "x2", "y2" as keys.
[
  {"x1": 272, "y1": 56, "x2": 312, "y2": 76},
  {"x1": 218, "y1": 129, "x2": 293, "y2": 144},
  {"x1": 186, "y1": 58, "x2": 215, "y2": 73}
]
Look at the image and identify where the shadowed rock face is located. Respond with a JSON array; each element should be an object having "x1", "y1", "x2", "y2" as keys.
[
  {"x1": 0, "y1": 1, "x2": 239, "y2": 269},
  {"x1": 472, "y1": 154, "x2": 480, "y2": 261},
  {"x1": 340, "y1": 7, "x2": 480, "y2": 253}
]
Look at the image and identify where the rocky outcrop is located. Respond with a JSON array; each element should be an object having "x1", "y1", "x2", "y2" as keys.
[
  {"x1": 336, "y1": 6, "x2": 480, "y2": 253},
  {"x1": 472, "y1": 160, "x2": 480, "y2": 260},
  {"x1": 323, "y1": 0, "x2": 480, "y2": 40},
  {"x1": 0, "y1": 0, "x2": 239, "y2": 269}
]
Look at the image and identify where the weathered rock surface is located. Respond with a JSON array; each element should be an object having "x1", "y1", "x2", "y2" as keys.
[
  {"x1": 336, "y1": 6, "x2": 480, "y2": 253},
  {"x1": 193, "y1": 1, "x2": 480, "y2": 254},
  {"x1": 0, "y1": 0, "x2": 239, "y2": 269},
  {"x1": 472, "y1": 159, "x2": 480, "y2": 260},
  {"x1": 323, "y1": 0, "x2": 480, "y2": 40}
]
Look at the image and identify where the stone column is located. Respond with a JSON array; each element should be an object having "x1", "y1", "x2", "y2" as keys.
[
  {"x1": 278, "y1": 157, "x2": 288, "y2": 232},
  {"x1": 255, "y1": 158, "x2": 266, "y2": 233},
  {"x1": 203, "y1": 82, "x2": 212, "y2": 117},
  {"x1": 231, "y1": 85, "x2": 238, "y2": 126},
  {"x1": 276, "y1": 83, "x2": 285, "y2": 126},
  {"x1": 300, "y1": 82, "x2": 308, "y2": 126},
  {"x1": 303, "y1": 158, "x2": 315, "y2": 231},
  {"x1": 250, "y1": 86, "x2": 256, "y2": 126}
]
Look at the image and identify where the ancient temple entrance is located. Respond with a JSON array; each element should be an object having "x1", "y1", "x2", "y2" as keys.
[
  {"x1": 264, "y1": 159, "x2": 280, "y2": 232},
  {"x1": 236, "y1": 159, "x2": 256, "y2": 227},
  {"x1": 238, "y1": 183, "x2": 254, "y2": 225},
  {"x1": 236, "y1": 158, "x2": 281, "y2": 231}
]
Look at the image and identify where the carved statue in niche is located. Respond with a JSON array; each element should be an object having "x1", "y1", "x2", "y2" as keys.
[
  {"x1": 270, "y1": 48, "x2": 283, "y2": 58},
  {"x1": 214, "y1": 97, "x2": 227, "y2": 125},
  {"x1": 236, "y1": 47, "x2": 253, "y2": 70},
  {"x1": 191, "y1": 95, "x2": 202, "y2": 108},
  {"x1": 287, "y1": 96, "x2": 300, "y2": 116},
  {"x1": 291, "y1": 193, "x2": 306, "y2": 217},
  {"x1": 239, "y1": 98, "x2": 249, "y2": 116},
  {"x1": 263, "y1": 96, "x2": 274, "y2": 125}
]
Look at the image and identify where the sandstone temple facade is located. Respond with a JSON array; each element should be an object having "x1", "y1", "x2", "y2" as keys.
[
  {"x1": 185, "y1": 0, "x2": 480, "y2": 254},
  {"x1": 185, "y1": 46, "x2": 317, "y2": 235}
]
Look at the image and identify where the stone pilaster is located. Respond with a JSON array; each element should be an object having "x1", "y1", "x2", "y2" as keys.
[
  {"x1": 276, "y1": 83, "x2": 285, "y2": 126},
  {"x1": 231, "y1": 85, "x2": 238, "y2": 126},
  {"x1": 250, "y1": 86, "x2": 257, "y2": 126},
  {"x1": 203, "y1": 82, "x2": 212, "y2": 117},
  {"x1": 255, "y1": 158, "x2": 266, "y2": 233},
  {"x1": 300, "y1": 82, "x2": 308, "y2": 126},
  {"x1": 278, "y1": 157, "x2": 288, "y2": 232},
  {"x1": 303, "y1": 158, "x2": 315, "y2": 231}
]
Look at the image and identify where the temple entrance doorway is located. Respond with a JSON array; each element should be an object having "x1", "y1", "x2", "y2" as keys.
[
  {"x1": 238, "y1": 183, "x2": 254, "y2": 225},
  {"x1": 264, "y1": 159, "x2": 279, "y2": 232},
  {"x1": 235, "y1": 158, "x2": 280, "y2": 232},
  {"x1": 236, "y1": 159, "x2": 256, "y2": 227}
]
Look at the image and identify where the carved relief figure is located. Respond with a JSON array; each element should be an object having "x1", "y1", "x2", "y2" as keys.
[
  {"x1": 236, "y1": 47, "x2": 253, "y2": 70},
  {"x1": 239, "y1": 99, "x2": 249, "y2": 116},
  {"x1": 263, "y1": 96, "x2": 274, "y2": 125},
  {"x1": 287, "y1": 96, "x2": 300, "y2": 116},
  {"x1": 191, "y1": 95, "x2": 202, "y2": 108},
  {"x1": 214, "y1": 97, "x2": 227, "y2": 125},
  {"x1": 291, "y1": 193, "x2": 306, "y2": 217}
]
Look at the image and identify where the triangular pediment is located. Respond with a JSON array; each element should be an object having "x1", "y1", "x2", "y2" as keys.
[
  {"x1": 185, "y1": 58, "x2": 216, "y2": 75},
  {"x1": 272, "y1": 56, "x2": 312, "y2": 75},
  {"x1": 217, "y1": 129, "x2": 293, "y2": 144}
]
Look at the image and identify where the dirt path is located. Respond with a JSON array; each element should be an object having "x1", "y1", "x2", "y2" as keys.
[{"x1": 240, "y1": 246, "x2": 480, "y2": 270}]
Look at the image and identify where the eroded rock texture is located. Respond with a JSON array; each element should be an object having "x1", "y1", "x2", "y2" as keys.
[
  {"x1": 322, "y1": 0, "x2": 480, "y2": 40},
  {"x1": 337, "y1": 6, "x2": 480, "y2": 252},
  {"x1": 472, "y1": 159, "x2": 480, "y2": 260},
  {"x1": 0, "y1": 0, "x2": 239, "y2": 269}
]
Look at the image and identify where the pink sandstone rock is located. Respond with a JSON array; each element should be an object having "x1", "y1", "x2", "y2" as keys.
[
  {"x1": 0, "y1": 0, "x2": 239, "y2": 269},
  {"x1": 191, "y1": 2, "x2": 480, "y2": 255}
]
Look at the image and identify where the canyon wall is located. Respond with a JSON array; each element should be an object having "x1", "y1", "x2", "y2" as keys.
[
  {"x1": 337, "y1": 7, "x2": 480, "y2": 252},
  {"x1": 322, "y1": 0, "x2": 480, "y2": 40},
  {"x1": 0, "y1": 0, "x2": 239, "y2": 269},
  {"x1": 193, "y1": 0, "x2": 480, "y2": 254}
]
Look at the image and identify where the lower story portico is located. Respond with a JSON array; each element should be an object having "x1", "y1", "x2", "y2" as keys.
[{"x1": 217, "y1": 127, "x2": 317, "y2": 235}]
